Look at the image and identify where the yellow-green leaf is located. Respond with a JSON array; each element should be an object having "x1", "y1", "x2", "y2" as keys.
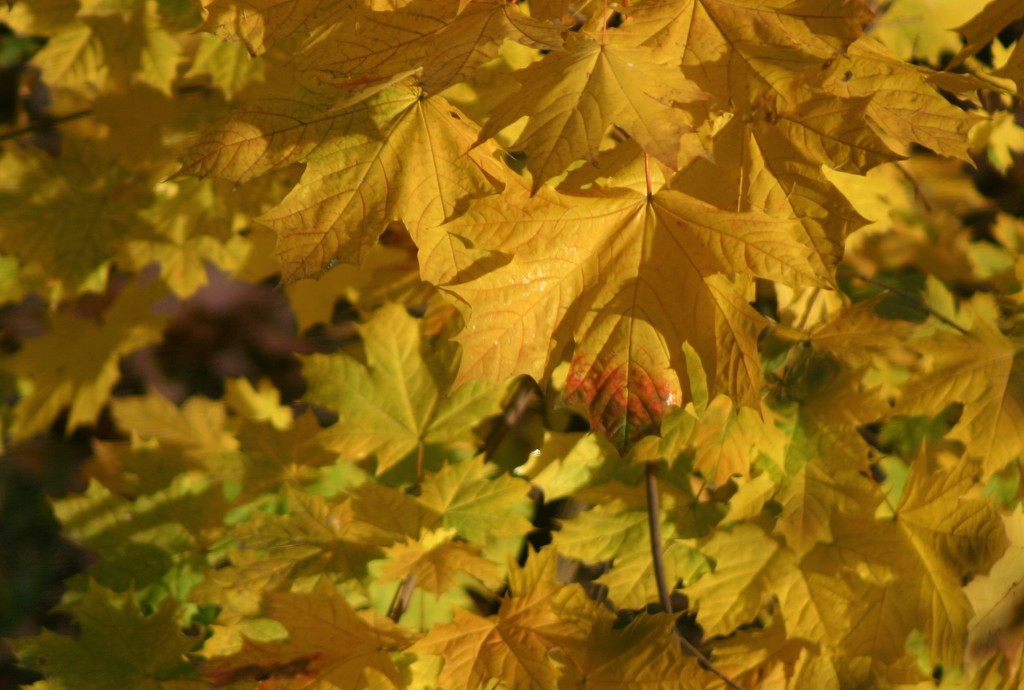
[{"x1": 302, "y1": 304, "x2": 507, "y2": 472}]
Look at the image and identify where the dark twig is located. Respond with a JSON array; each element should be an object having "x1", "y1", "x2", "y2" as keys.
[
  {"x1": 837, "y1": 266, "x2": 970, "y2": 335},
  {"x1": 0, "y1": 84, "x2": 215, "y2": 145},
  {"x1": 893, "y1": 162, "x2": 934, "y2": 213},
  {"x1": 481, "y1": 377, "x2": 538, "y2": 461},
  {"x1": 645, "y1": 463, "x2": 673, "y2": 616},
  {"x1": 0, "y1": 109, "x2": 91, "y2": 143},
  {"x1": 387, "y1": 575, "x2": 417, "y2": 623},
  {"x1": 644, "y1": 462, "x2": 745, "y2": 690}
]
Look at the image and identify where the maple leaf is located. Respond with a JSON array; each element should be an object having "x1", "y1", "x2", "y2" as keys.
[
  {"x1": 377, "y1": 527, "x2": 503, "y2": 596},
  {"x1": 417, "y1": 455, "x2": 534, "y2": 546},
  {"x1": 196, "y1": 0, "x2": 340, "y2": 55},
  {"x1": 552, "y1": 597, "x2": 711, "y2": 690},
  {"x1": 827, "y1": 458, "x2": 1009, "y2": 666},
  {"x1": 226, "y1": 412, "x2": 339, "y2": 496},
  {"x1": 628, "y1": 0, "x2": 869, "y2": 108},
  {"x1": 184, "y1": 33, "x2": 265, "y2": 99},
  {"x1": 53, "y1": 475, "x2": 229, "y2": 601},
  {"x1": 966, "y1": 507, "x2": 1024, "y2": 665},
  {"x1": 479, "y1": 30, "x2": 706, "y2": 189},
  {"x1": 672, "y1": 114, "x2": 864, "y2": 285},
  {"x1": 200, "y1": 483, "x2": 442, "y2": 629},
  {"x1": 949, "y1": 0, "x2": 1024, "y2": 71},
  {"x1": 773, "y1": 457, "x2": 876, "y2": 557},
  {"x1": 4, "y1": 279, "x2": 168, "y2": 439},
  {"x1": 682, "y1": 394, "x2": 788, "y2": 485},
  {"x1": 121, "y1": 177, "x2": 252, "y2": 297},
  {"x1": 427, "y1": 183, "x2": 822, "y2": 450},
  {"x1": 201, "y1": 578, "x2": 414, "y2": 690},
  {"x1": 0, "y1": 140, "x2": 157, "y2": 292},
  {"x1": 895, "y1": 318, "x2": 1024, "y2": 479},
  {"x1": 684, "y1": 518, "x2": 851, "y2": 642},
  {"x1": 111, "y1": 392, "x2": 237, "y2": 456},
  {"x1": 9, "y1": 582, "x2": 206, "y2": 690},
  {"x1": 180, "y1": 84, "x2": 508, "y2": 281},
  {"x1": 7, "y1": 0, "x2": 183, "y2": 95},
  {"x1": 302, "y1": 303, "x2": 507, "y2": 473},
  {"x1": 412, "y1": 548, "x2": 584, "y2": 690},
  {"x1": 868, "y1": 0, "x2": 978, "y2": 63},
  {"x1": 821, "y1": 37, "x2": 981, "y2": 161},
  {"x1": 298, "y1": 0, "x2": 564, "y2": 95},
  {"x1": 517, "y1": 431, "x2": 621, "y2": 501},
  {"x1": 993, "y1": 39, "x2": 1024, "y2": 94}
]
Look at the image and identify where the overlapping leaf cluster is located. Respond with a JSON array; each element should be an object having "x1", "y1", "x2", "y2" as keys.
[{"x1": 2, "y1": 0, "x2": 1024, "y2": 688}]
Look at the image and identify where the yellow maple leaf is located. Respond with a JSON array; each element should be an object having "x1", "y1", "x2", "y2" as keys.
[
  {"x1": 993, "y1": 38, "x2": 1024, "y2": 94},
  {"x1": 480, "y1": 31, "x2": 706, "y2": 189},
  {"x1": 378, "y1": 527, "x2": 503, "y2": 596},
  {"x1": 966, "y1": 506, "x2": 1024, "y2": 667},
  {"x1": 427, "y1": 183, "x2": 824, "y2": 450},
  {"x1": 828, "y1": 458, "x2": 1009, "y2": 666},
  {"x1": 567, "y1": 505, "x2": 707, "y2": 607},
  {"x1": 5, "y1": 279, "x2": 168, "y2": 439},
  {"x1": 868, "y1": 0, "x2": 978, "y2": 63},
  {"x1": 197, "y1": 0, "x2": 338, "y2": 55},
  {"x1": 417, "y1": 455, "x2": 534, "y2": 546},
  {"x1": 556, "y1": 610, "x2": 712, "y2": 689},
  {"x1": 687, "y1": 395, "x2": 788, "y2": 485},
  {"x1": 822, "y1": 37, "x2": 982, "y2": 161},
  {"x1": 180, "y1": 85, "x2": 508, "y2": 281},
  {"x1": 298, "y1": 0, "x2": 564, "y2": 95},
  {"x1": 111, "y1": 392, "x2": 237, "y2": 455},
  {"x1": 302, "y1": 304, "x2": 507, "y2": 473},
  {"x1": 201, "y1": 578, "x2": 415, "y2": 690},
  {"x1": 412, "y1": 548, "x2": 584, "y2": 690},
  {"x1": 10, "y1": 582, "x2": 209, "y2": 690},
  {"x1": 949, "y1": 0, "x2": 1024, "y2": 71},
  {"x1": 686, "y1": 523, "x2": 852, "y2": 643},
  {"x1": 0, "y1": 140, "x2": 157, "y2": 292},
  {"x1": 896, "y1": 319, "x2": 1024, "y2": 479},
  {"x1": 184, "y1": 32, "x2": 265, "y2": 99},
  {"x1": 628, "y1": 0, "x2": 868, "y2": 108},
  {"x1": 673, "y1": 114, "x2": 862, "y2": 285},
  {"x1": 226, "y1": 413, "x2": 338, "y2": 496},
  {"x1": 8, "y1": 0, "x2": 181, "y2": 95},
  {"x1": 283, "y1": 238, "x2": 430, "y2": 332}
]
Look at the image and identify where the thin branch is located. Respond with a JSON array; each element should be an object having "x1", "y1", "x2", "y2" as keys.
[
  {"x1": 644, "y1": 462, "x2": 745, "y2": 690},
  {"x1": 837, "y1": 266, "x2": 970, "y2": 335},
  {"x1": 0, "y1": 109, "x2": 92, "y2": 143},
  {"x1": 482, "y1": 377, "x2": 537, "y2": 461},
  {"x1": 645, "y1": 462, "x2": 673, "y2": 615},
  {"x1": 794, "y1": 287, "x2": 821, "y2": 331},
  {"x1": 388, "y1": 575, "x2": 417, "y2": 623},
  {"x1": 892, "y1": 162, "x2": 933, "y2": 213},
  {"x1": 0, "y1": 84, "x2": 214, "y2": 145}
]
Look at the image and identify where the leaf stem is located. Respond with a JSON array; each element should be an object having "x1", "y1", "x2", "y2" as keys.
[
  {"x1": 644, "y1": 462, "x2": 745, "y2": 690},
  {"x1": 836, "y1": 266, "x2": 969, "y2": 335},
  {"x1": 601, "y1": 0, "x2": 608, "y2": 45},
  {"x1": 643, "y1": 152, "x2": 653, "y2": 199},
  {"x1": 388, "y1": 575, "x2": 417, "y2": 623}
]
